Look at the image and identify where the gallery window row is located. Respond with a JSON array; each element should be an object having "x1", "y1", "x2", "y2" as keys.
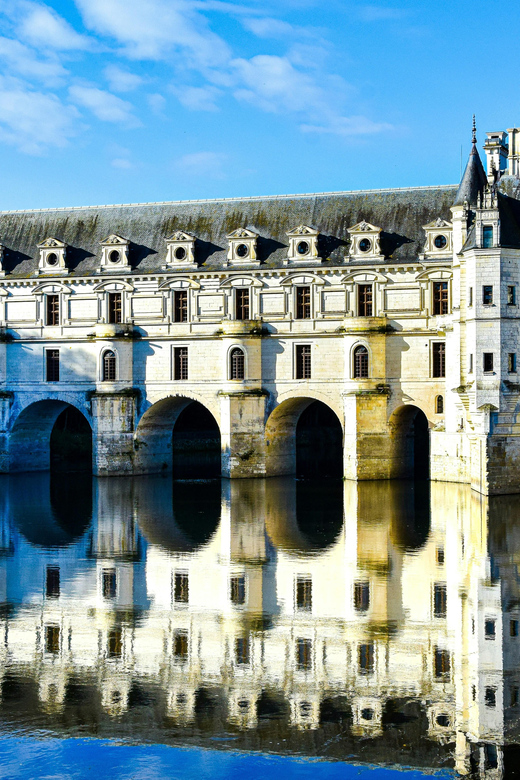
[
  {"x1": 20, "y1": 280, "x2": 454, "y2": 327},
  {"x1": 41, "y1": 341, "x2": 449, "y2": 383}
]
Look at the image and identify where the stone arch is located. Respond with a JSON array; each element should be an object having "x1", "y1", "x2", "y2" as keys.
[
  {"x1": 134, "y1": 394, "x2": 221, "y2": 477},
  {"x1": 8, "y1": 398, "x2": 92, "y2": 472},
  {"x1": 389, "y1": 404, "x2": 431, "y2": 480},
  {"x1": 265, "y1": 393, "x2": 344, "y2": 477}
]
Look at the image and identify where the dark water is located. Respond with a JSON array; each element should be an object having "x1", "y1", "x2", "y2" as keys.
[{"x1": 0, "y1": 474, "x2": 519, "y2": 778}]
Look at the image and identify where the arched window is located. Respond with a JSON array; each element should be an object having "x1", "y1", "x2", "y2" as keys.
[
  {"x1": 103, "y1": 350, "x2": 116, "y2": 381},
  {"x1": 353, "y1": 345, "x2": 369, "y2": 379},
  {"x1": 436, "y1": 395, "x2": 444, "y2": 414},
  {"x1": 230, "y1": 347, "x2": 245, "y2": 380}
]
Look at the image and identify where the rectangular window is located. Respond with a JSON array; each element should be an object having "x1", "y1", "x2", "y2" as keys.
[
  {"x1": 485, "y1": 687, "x2": 497, "y2": 708},
  {"x1": 434, "y1": 647, "x2": 451, "y2": 679},
  {"x1": 296, "y1": 638, "x2": 312, "y2": 671},
  {"x1": 46, "y1": 294, "x2": 60, "y2": 326},
  {"x1": 483, "y1": 352, "x2": 494, "y2": 373},
  {"x1": 235, "y1": 636, "x2": 250, "y2": 665},
  {"x1": 483, "y1": 285, "x2": 493, "y2": 305},
  {"x1": 108, "y1": 628, "x2": 122, "y2": 659},
  {"x1": 45, "y1": 349, "x2": 60, "y2": 382},
  {"x1": 296, "y1": 286, "x2": 311, "y2": 319},
  {"x1": 174, "y1": 572, "x2": 189, "y2": 604},
  {"x1": 436, "y1": 546, "x2": 445, "y2": 565},
  {"x1": 108, "y1": 292, "x2": 122, "y2": 324},
  {"x1": 173, "y1": 290, "x2": 188, "y2": 323},
  {"x1": 433, "y1": 583, "x2": 447, "y2": 618},
  {"x1": 46, "y1": 566, "x2": 60, "y2": 598},
  {"x1": 511, "y1": 686, "x2": 519, "y2": 707},
  {"x1": 508, "y1": 285, "x2": 517, "y2": 305},
  {"x1": 230, "y1": 575, "x2": 246, "y2": 605},
  {"x1": 469, "y1": 354, "x2": 474, "y2": 373},
  {"x1": 358, "y1": 643, "x2": 374, "y2": 674},
  {"x1": 173, "y1": 347, "x2": 188, "y2": 380},
  {"x1": 235, "y1": 288, "x2": 250, "y2": 321},
  {"x1": 511, "y1": 620, "x2": 519, "y2": 638},
  {"x1": 469, "y1": 287, "x2": 473, "y2": 307},
  {"x1": 295, "y1": 577, "x2": 312, "y2": 611},
  {"x1": 174, "y1": 630, "x2": 189, "y2": 661},
  {"x1": 485, "y1": 619, "x2": 496, "y2": 639},
  {"x1": 509, "y1": 353, "x2": 517, "y2": 373},
  {"x1": 354, "y1": 582, "x2": 370, "y2": 612},
  {"x1": 295, "y1": 344, "x2": 311, "y2": 380},
  {"x1": 433, "y1": 282, "x2": 449, "y2": 315},
  {"x1": 482, "y1": 225, "x2": 493, "y2": 248},
  {"x1": 45, "y1": 625, "x2": 60, "y2": 655},
  {"x1": 102, "y1": 569, "x2": 117, "y2": 599},
  {"x1": 358, "y1": 284, "x2": 373, "y2": 317},
  {"x1": 432, "y1": 342, "x2": 446, "y2": 378}
]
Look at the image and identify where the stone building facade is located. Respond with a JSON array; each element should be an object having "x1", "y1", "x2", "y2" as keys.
[{"x1": 1, "y1": 123, "x2": 520, "y2": 493}]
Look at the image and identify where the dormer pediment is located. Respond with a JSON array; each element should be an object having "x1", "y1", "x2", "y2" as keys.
[
  {"x1": 226, "y1": 228, "x2": 258, "y2": 266},
  {"x1": 226, "y1": 228, "x2": 258, "y2": 240},
  {"x1": 37, "y1": 236, "x2": 68, "y2": 275},
  {"x1": 347, "y1": 220, "x2": 384, "y2": 261},
  {"x1": 99, "y1": 234, "x2": 130, "y2": 272},
  {"x1": 167, "y1": 230, "x2": 196, "y2": 242},
  {"x1": 286, "y1": 224, "x2": 318, "y2": 237}
]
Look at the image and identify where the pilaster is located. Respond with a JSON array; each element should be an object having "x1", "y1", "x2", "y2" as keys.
[
  {"x1": 219, "y1": 390, "x2": 268, "y2": 478},
  {"x1": 343, "y1": 388, "x2": 393, "y2": 480}
]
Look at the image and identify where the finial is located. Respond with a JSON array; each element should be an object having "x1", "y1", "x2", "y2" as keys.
[{"x1": 472, "y1": 115, "x2": 477, "y2": 144}]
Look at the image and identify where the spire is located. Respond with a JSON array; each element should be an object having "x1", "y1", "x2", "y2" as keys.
[{"x1": 454, "y1": 116, "x2": 487, "y2": 206}]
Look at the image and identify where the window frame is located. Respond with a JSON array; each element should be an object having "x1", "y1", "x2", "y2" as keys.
[
  {"x1": 357, "y1": 284, "x2": 373, "y2": 317},
  {"x1": 102, "y1": 349, "x2": 117, "y2": 382},
  {"x1": 435, "y1": 395, "x2": 444, "y2": 414},
  {"x1": 482, "y1": 225, "x2": 494, "y2": 249},
  {"x1": 353, "y1": 344, "x2": 369, "y2": 379},
  {"x1": 230, "y1": 574, "x2": 246, "y2": 606},
  {"x1": 45, "y1": 294, "x2": 60, "y2": 326},
  {"x1": 108, "y1": 292, "x2": 122, "y2": 324},
  {"x1": 45, "y1": 348, "x2": 60, "y2": 382},
  {"x1": 432, "y1": 281, "x2": 449, "y2": 315},
  {"x1": 173, "y1": 289, "x2": 188, "y2": 323},
  {"x1": 482, "y1": 285, "x2": 494, "y2": 305},
  {"x1": 295, "y1": 285, "x2": 311, "y2": 320},
  {"x1": 235, "y1": 287, "x2": 250, "y2": 321},
  {"x1": 173, "y1": 345, "x2": 189, "y2": 381},
  {"x1": 509, "y1": 353, "x2": 517, "y2": 374},
  {"x1": 295, "y1": 576, "x2": 312, "y2": 612},
  {"x1": 229, "y1": 346, "x2": 245, "y2": 380},
  {"x1": 173, "y1": 571, "x2": 189, "y2": 604},
  {"x1": 508, "y1": 285, "x2": 517, "y2": 306},
  {"x1": 295, "y1": 343, "x2": 312, "y2": 380},
  {"x1": 483, "y1": 352, "x2": 494, "y2": 374},
  {"x1": 432, "y1": 341, "x2": 446, "y2": 378}
]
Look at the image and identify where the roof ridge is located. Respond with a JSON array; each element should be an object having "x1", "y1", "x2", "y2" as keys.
[{"x1": 0, "y1": 184, "x2": 458, "y2": 216}]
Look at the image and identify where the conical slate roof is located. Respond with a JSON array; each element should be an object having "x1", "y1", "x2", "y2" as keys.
[{"x1": 454, "y1": 140, "x2": 487, "y2": 206}]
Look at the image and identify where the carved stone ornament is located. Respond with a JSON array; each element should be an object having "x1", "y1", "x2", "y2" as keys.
[
  {"x1": 421, "y1": 218, "x2": 453, "y2": 259},
  {"x1": 285, "y1": 225, "x2": 320, "y2": 264},
  {"x1": 226, "y1": 228, "x2": 259, "y2": 266},
  {"x1": 36, "y1": 237, "x2": 68, "y2": 275},
  {"x1": 99, "y1": 234, "x2": 131, "y2": 272},
  {"x1": 347, "y1": 221, "x2": 384, "y2": 261},
  {"x1": 165, "y1": 231, "x2": 196, "y2": 267}
]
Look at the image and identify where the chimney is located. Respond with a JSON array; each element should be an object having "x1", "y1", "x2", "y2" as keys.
[
  {"x1": 483, "y1": 131, "x2": 509, "y2": 175},
  {"x1": 507, "y1": 128, "x2": 520, "y2": 176}
]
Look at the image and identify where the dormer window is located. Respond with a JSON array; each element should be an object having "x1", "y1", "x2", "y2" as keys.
[
  {"x1": 347, "y1": 221, "x2": 384, "y2": 261},
  {"x1": 165, "y1": 231, "x2": 196, "y2": 267},
  {"x1": 286, "y1": 225, "x2": 320, "y2": 264},
  {"x1": 37, "y1": 238, "x2": 68, "y2": 275},
  {"x1": 226, "y1": 228, "x2": 258, "y2": 266},
  {"x1": 421, "y1": 219, "x2": 453, "y2": 259},
  {"x1": 482, "y1": 225, "x2": 493, "y2": 248},
  {"x1": 99, "y1": 235, "x2": 130, "y2": 272}
]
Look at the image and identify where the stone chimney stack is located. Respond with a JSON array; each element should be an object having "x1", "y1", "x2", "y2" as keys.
[
  {"x1": 507, "y1": 127, "x2": 520, "y2": 176},
  {"x1": 483, "y1": 131, "x2": 509, "y2": 175}
]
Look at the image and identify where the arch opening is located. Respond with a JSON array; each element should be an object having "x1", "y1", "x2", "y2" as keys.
[
  {"x1": 390, "y1": 405, "x2": 430, "y2": 481},
  {"x1": 135, "y1": 397, "x2": 221, "y2": 478},
  {"x1": 265, "y1": 397, "x2": 343, "y2": 478},
  {"x1": 9, "y1": 400, "x2": 92, "y2": 473}
]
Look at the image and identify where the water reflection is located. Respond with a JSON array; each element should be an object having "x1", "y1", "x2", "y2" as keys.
[{"x1": 0, "y1": 475, "x2": 519, "y2": 776}]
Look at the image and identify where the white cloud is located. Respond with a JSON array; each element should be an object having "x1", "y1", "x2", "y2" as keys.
[
  {"x1": 241, "y1": 17, "x2": 296, "y2": 39},
  {"x1": 147, "y1": 92, "x2": 166, "y2": 114},
  {"x1": 74, "y1": 0, "x2": 230, "y2": 65},
  {"x1": 17, "y1": 1, "x2": 93, "y2": 50},
  {"x1": 175, "y1": 151, "x2": 227, "y2": 178},
  {"x1": 69, "y1": 84, "x2": 140, "y2": 125},
  {"x1": 171, "y1": 84, "x2": 222, "y2": 111},
  {"x1": 0, "y1": 36, "x2": 67, "y2": 84},
  {"x1": 0, "y1": 77, "x2": 79, "y2": 153},
  {"x1": 105, "y1": 64, "x2": 143, "y2": 92}
]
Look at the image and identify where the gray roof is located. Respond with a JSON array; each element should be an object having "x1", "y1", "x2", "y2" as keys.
[
  {"x1": 0, "y1": 185, "x2": 459, "y2": 278},
  {"x1": 454, "y1": 141, "x2": 487, "y2": 206}
]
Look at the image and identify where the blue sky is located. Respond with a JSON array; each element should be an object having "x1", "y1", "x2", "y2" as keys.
[{"x1": 0, "y1": 0, "x2": 519, "y2": 209}]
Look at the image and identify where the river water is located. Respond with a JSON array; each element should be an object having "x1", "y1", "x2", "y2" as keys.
[{"x1": 0, "y1": 473, "x2": 518, "y2": 778}]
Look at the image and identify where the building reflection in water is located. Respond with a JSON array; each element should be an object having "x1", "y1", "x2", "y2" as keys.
[{"x1": 0, "y1": 473, "x2": 518, "y2": 776}]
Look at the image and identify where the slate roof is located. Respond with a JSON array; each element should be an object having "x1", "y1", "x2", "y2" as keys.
[
  {"x1": 0, "y1": 185, "x2": 460, "y2": 278},
  {"x1": 454, "y1": 140, "x2": 487, "y2": 206}
]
